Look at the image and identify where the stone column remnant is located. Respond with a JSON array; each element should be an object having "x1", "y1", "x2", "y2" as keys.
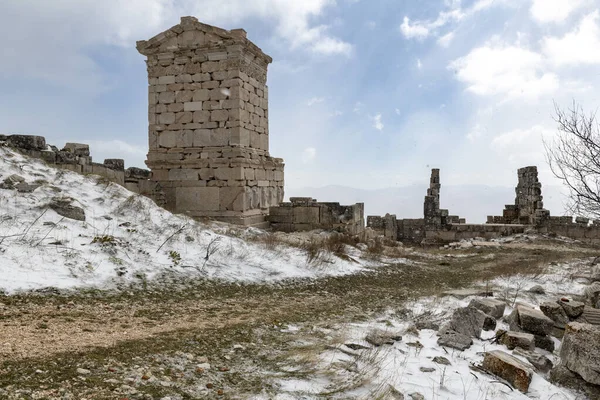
[
  {"x1": 424, "y1": 169, "x2": 442, "y2": 229},
  {"x1": 136, "y1": 16, "x2": 284, "y2": 226},
  {"x1": 514, "y1": 166, "x2": 549, "y2": 225}
]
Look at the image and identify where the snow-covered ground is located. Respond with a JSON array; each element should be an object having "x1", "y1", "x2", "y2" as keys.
[
  {"x1": 0, "y1": 147, "x2": 398, "y2": 294},
  {"x1": 264, "y1": 262, "x2": 594, "y2": 399}
]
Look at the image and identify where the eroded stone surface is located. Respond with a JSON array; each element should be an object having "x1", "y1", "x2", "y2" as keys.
[
  {"x1": 559, "y1": 322, "x2": 600, "y2": 385},
  {"x1": 482, "y1": 350, "x2": 533, "y2": 392}
]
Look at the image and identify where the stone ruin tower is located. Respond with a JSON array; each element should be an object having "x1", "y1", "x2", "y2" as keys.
[
  {"x1": 424, "y1": 169, "x2": 442, "y2": 229},
  {"x1": 136, "y1": 16, "x2": 284, "y2": 226},
  {"x1": 514, "y1": 166, "x2": 549, "y2": 224}
]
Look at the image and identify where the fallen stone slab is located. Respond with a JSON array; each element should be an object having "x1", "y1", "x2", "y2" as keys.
[
  {"x1": 442, "y1": 288, "x2": 493, "y2": 299},
  {"x1": 513, "y1": 348, "x2": 553, "y2": 373},
  {"x1": 364, "y1": 330, "x2": 402, "y2": 347},
  {"x1": 500, "y1": 331, "x2": 535, "y2": 351},
  {"x1": 559, "y1": 322, "x2": 600, "y2": 385},
  {"x1": 469, "y1": 298, "x2": 505, "y2": 319},
  {"x1": 437, "y1": 328, "x2": 472, "y2": 351},
  {"x1": 482, "y1": 350, "x2": 533, "y2": 392},
  {"x1": 557, "y1": 298, "x2": 585, "y2": 319}
]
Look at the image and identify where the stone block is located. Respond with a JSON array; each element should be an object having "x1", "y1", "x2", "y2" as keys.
[
  {"x1": 169, "y1": 168, "x2": 199, "y2": 181},
  {"x1": 175, "y1": 187, "x2": 219, "y2": 212},
  {"x1": 158, "y1": 131, "x2": 178, "y2": 148},
  {"x1": 482, "y1": 351, "x2": 533, "y2": 392},
  {"x1": 193, "y1": 110, "x2": 211, "y2": 123},
  {"x1": 159, "y1": 112, "x2": 176, "y2": 125},
  {"x1": 158, "y1": 91, "x2": 175, "y2": 104},
  {"x1": 559, "y1": 323, "x2": 600, "y2": 385},
  {"x1": 158, "y1": 76, "x2": 176, "y2": 84},
  {"x1": 500, "y1": 331, "x2": 535, "y2": 351},
  {"x1": 175, "y1": 90, "x2": 193, "y2": 103},
  {"x1": 558, "y1": 299, "x2": 585, "y2": 319},
  {"x1": 175, "y1": 112, "x2": 193, "y2": 124},
  {"x1": 293, "y1": 207, "x2": 320, "y2": 224},
  {"x1": 192, "y1": 89, "x2": 210, "y2": 101},
  {"x1": 219, "y1": 187, "x2": 246, "y2": 211},
  {"x1": 215, "y1": 167, "x2": 244, "y2": 181},
  {"x1": 211, "y1": 110, "x2": 229, "y2": 122},
  {"x1": 184, "y1": 102, "x2": 203, "y2": 111}
]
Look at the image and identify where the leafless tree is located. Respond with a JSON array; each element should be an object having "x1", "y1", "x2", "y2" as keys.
[{"x1": 544, "y1": 101, "x2": 600, "y2": 218}]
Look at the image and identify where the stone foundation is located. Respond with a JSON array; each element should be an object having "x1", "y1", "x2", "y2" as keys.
[{"x1": 269, "y1": 197, "x2": 364, "y2": 235}]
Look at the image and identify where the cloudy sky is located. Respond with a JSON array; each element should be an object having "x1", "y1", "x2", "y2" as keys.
[{"x1": 1, "y1": 0, "x2": 599, "y2": 206}]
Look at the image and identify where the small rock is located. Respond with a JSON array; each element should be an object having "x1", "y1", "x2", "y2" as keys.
[
  {"x1": 483, "y1": 315, "x2": 496, "y2": 331},
  {"x1": 365, "y1": 330, "x2": 402, "y2": 347},
  {"x1": 345, "y1": 343, "x2": 369, "y2": 351},
  {"x1": 449, "y1": 307, "x2": 488, "y2": 338},
  {"x1": 507, "y1": 306, "x2": 554, "y2": 336},
  {"x1": 49, "y1": 198, "x2": 85, "y2": 221},
  {"x1": 409, "y1": 393, "x2": 424, "y2": 400},
  {"x1": 76, "y1": 368, "x2": 91, "y2": 375},
  {"x1": 432, "y1": 356, "x2": 451, "y2": 366},
  {"x1": 419, "y1": 367, "x2": 435, "y2": 372},
  {"x1": 482, "y1": 350, "x2": 533, "y2": 392},
  {"x1": 528, "y1": 285, "x2": 545, "y2": 294}
]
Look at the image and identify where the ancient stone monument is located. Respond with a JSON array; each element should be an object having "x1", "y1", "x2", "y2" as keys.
[{"x1": 136, "y1": 16, "x2": 284, "y2": 226}]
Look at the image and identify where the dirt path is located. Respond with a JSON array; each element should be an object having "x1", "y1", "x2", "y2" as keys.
[{"x1": 0, "y1": 242, "x2": 596, "y2": 398}]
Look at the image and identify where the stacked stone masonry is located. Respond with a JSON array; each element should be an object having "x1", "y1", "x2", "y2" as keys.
[
  {"x1": 269, "y1": 198, "x2": 365, "y2": 235},
  {"x1": 0, "y1": 134, "x2": 160, "y2": 200},
  {"x1": 137, "y1": 16, "x2": 284, "y2": 226}
]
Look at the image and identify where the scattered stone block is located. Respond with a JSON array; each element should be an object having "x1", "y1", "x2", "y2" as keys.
[
  {"x1": 533, "y1": 334, "x2": 555, "y2": 352},
  {"x1": 7, "y1": 135, "x2": 46, "y2": 150},
  {"x1": 559, "y1": 322, "x2": 600, "y2": 385},
  {"x1": 482, "y1": 350, "x2": 533, "y2": 392},
  {"x1": 575, "y1": 306, "x2": 600, "y2": 326},
  {"x1": 512, "y1": 348, "x2": 553, "y2": 373},
  {"x1": 483, "y1": 315, "x2": 497, "y2": 331},
  {"x1": 437, "y1": 327, "x2": 472, "y2": 351},
  {"x1": 541, "y1": 301, "x2": 568, "y2": 324},
  {"x1": 449, "y1": 306, "x2": 488, "y2": 338},
  {"x1": 507, "y1": 306, "x2": 554, "y2": 336},
  {"x1": 557, "y1": 298, "x2": 585, "y2": 319},
  {"x1": 500, "y1": 331, "x2": 535, "y2": 351},
  {"x1": 469, "y1": 298, "x2": 505, "y2": 319}
]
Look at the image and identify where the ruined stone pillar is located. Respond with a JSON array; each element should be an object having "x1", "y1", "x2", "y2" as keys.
[
  {"x1": 514, "y1": 166, "x2": 548, "y2": 225},
  {"x1": 424, "y1": 168, "x2": 442, "y2": 229},
  {"x1": 137, "y1": 16, "x2": 284, "y2": 226}
]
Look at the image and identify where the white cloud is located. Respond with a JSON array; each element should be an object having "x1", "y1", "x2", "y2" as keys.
[
  {"x1": 449, "y1": 43, "x2": 559, "y2": 99},
  {"x1": 543, "y1": 10, "x2": 600, "y2": 66},
  {"x1": 530, "y1": 0, "x2": 587, "y2": 23},
  {"x1": 372, "y1": 113, "x2": 384, "y2": 131},
  {"x1": 417, "y1": 59, "x2": 423, "y2": 69},
  {"x1": 400, "y1": 17, "x2": 430, "y2": 39},
  {"x1": 490, "y1": 125, "x2": 551, "y2": 164},
  {"x1": 328, "y1": 110, "x2": 343, "y2": 117},
  {"x1": 307, "y1": 97, "x2": 326, "y2": 106},
  {"x1": 301, "y1": 147, "x2": 317, "y2": 163},
  {"x1": 0, "y1": 0, "x2": 351, "y2": 89},
  {"x1": 400, "y1": 0, "x2": 511, "y2": 41},
  {"x1": 437, "y1": 31, "x2": 455, "y2": 47}
]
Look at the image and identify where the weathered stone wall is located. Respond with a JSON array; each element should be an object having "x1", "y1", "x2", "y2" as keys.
[
  {"x1": 269, "y1": 197, "x2": 364, "y2": 235},
  {"x1": 137, "y1": 17, "x2": 284, "y2": 226},
  {"x1": 0, "y1": 134, "x2": 153, "y2": 195}
]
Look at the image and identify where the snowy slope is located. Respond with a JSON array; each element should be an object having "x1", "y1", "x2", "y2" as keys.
[{"x1": 0, "y1": 147, "x2": 384, "y2": 293}]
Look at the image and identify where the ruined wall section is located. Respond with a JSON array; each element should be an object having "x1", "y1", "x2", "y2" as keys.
[
  {"x1": 137, "y1": 16, "x2": 284, "y2": 226},
  {"x1": 269, "y1": 197, "x2": 364, "y2": 235},
  {"x1": 0, "y1": 134, "x2": 158, "y2": 198}
]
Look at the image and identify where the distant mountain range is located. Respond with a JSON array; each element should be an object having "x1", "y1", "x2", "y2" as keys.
[{"x1": 286, "y1": 184, "x2": 569, "y2": 224}]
